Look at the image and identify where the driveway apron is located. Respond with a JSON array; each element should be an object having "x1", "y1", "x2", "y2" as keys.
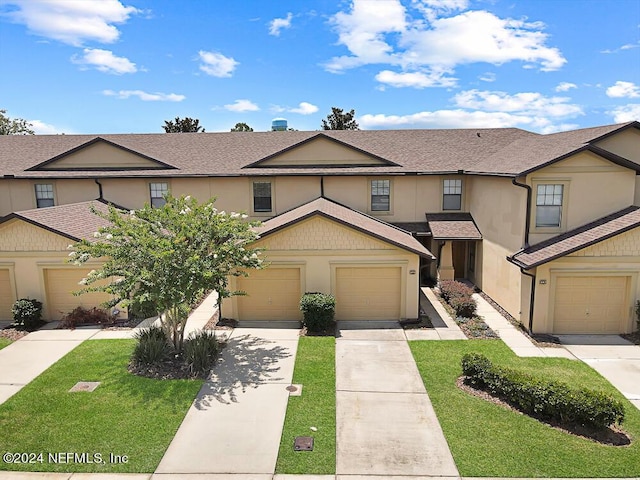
[
  {"x1": 155, "y1": 324, "x2": 299, "y2": 475},
  {"x1": 335, "y1": 321, "x2": 459, "y2": 477}
]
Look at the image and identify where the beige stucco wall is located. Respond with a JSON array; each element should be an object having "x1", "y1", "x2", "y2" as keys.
[
  {"x1": 531, "y1": 227, "x2": 640, "y2": 334},
  {"x1": 595, "y1": 127, "x2": 640, "y2": 164},
  {"x1": 635, "y1": 176, "x2": 640, "y2": 206},
  {"x1": 222, "y1": 216, "x2": 421, "y2": 320},
  {"x1": 528, "y1": 151, "x2": 636, "y2": 245}
]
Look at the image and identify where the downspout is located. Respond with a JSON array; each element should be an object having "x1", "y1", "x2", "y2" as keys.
[
  {"x1": 94, "y1": 179, "x2": 104, "y2": 200},
  {"x1": 320, "y1": 176, "x2": 324, "y2": 198},
  {"x1": 512, "y1": 176, "x2": 535, "y2": 333}
]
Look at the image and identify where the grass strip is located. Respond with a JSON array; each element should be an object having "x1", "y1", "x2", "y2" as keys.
[
  {"x1": 0, "y1": 338, "x2": 11, "y2": 350},
  {"x1": 410, "y1": 340, "x2": 640, "y2": 477},
  {"x1": 275, "y1": 336, "x2": 336, "y2": 474},
  {"x1": 0, "y1": 339, "x2": 202, "y2": 473}
]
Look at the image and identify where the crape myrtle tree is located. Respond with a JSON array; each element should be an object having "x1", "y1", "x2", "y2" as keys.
[
  {"x1": 0, "y1": 109, "x2": 35, "y2": 135},
  {"x1": 70, "y1": 195, "x2": 263, "y2": 352}
]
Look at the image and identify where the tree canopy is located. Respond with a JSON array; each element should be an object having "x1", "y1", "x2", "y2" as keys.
[
  {"x1": 70, "y1": 196, "x2": 263, "y2": 351},
  {"x1": 162, "y1": 117, "x2": 205, "y2": 133},
  {"x1": 0, "y1": 109, "x2": 35, "y2": 135},
  {"x1": 321, "y1": 107, "x2": 359, "y2": 130},
  {"x1": 230, "y1": 122, "x2": 254, "y2": 132}
]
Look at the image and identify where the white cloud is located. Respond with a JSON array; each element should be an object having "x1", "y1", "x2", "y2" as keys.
[
  {"x1": 601, "y1": 41, "x2": 640, "y2": 54},
  {"x1": 198, "y1": 50, "x2": 238, "y2": 77},
  {"x1": 325, "y1": 0, "x2": 566, "y2": 85},
  {"x1": 288, "y1": 102, "x2": 319, "y2": 115},
  {"x1": 102, "y1": 90, "x2": 185, "y2": 101},
  {"x1": 224, "y1": 99, "x2": 260, "y2": 112},
  {"x1": 29, "y1": 119, "x2": 71, "y2": 134},
  {"x1": 269, "y1": 12, "x2": 292, "y2": 36},
  {"x1": 478, "y1": 72, "x2": 496, "y2": 82},
  {"x1": 555, "y1": 82, "x2": 577, "y2": 92},
  {"x1": 606, "y1": 81, "x2": 640, "y2": 98},
  {"x1": 3, "y1": 0, "x2": 139, "y2": 46},
  {"x1": 360, "y1": 88, "x2": 582, "y2": 133},
  {"x1": 375, "y1": 69, "x2": 457, "y2": 88},
  {"x1": 71, "y1": 48, "x2": 136, "y2": 74},
  {"x1": 454, "y1": 90, "x2": 583, "y2": 117},
  {"x1": 608, "y1": 104, "x2": 640, "y2": 123}
]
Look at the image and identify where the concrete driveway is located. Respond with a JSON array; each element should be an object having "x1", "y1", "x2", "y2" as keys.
[{"x1": 558, "y1": 335, "x2": 640, "y2": 410}]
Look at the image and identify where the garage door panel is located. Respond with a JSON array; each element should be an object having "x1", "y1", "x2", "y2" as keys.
[
  {"x1": 236, "y1": 268, "x2": 301, "y2": 321},
  {"x1": 0, "y1": 269, "x2": 14, "y2": 321},
  {"x1": 553, "y1": 275, "x2": 628, "y2": 334},
  {"x1": 45, "y1": 269, "x2": 113, "y2": 321},
  {"x1": 336, "y1": 267, "x2": 401, "y2": 321}
]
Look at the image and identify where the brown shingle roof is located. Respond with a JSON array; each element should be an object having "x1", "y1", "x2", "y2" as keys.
[
  {"x1": 255, "y1": 197, "x2": 435, "y2": 259},
  {"x1": 1, "y1": 201, "x2": 113, "y2": 241},
  {"x1": 426, "y1": 213, "x2": 482, "y2": 240},
  {"x1": 508, "y1": 206, "x2": 640, "y2": 268}
]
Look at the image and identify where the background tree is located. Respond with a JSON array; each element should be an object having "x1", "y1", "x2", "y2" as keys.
[
  {"x1": 230, "y1": 122, "x2": 254, "y2": 132},
  {"x1": 162, "y1": 117, "x2": 205, "y2": 133},
  {"x1": 0, "y1": 109, "x2": 35, "y2": 135},
  {"x1": 70, "y1": 196, "x2": 263, "y2": 352},
  {"x1": 321, "y1": 107, "x2": 359, "y2": 130}
]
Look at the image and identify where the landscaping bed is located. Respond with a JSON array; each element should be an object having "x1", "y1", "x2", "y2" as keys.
[
  {"x1": 409, "y1": 340, "x2": 640, "y2": 477},
  {"x1": 0, "y1": 339, "x2": 202, "y2": 473},
  {"x1": 432, "y1": 284, "x2": 497, "y2": 339}
]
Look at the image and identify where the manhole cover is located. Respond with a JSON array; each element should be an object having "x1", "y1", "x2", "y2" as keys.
[
  {"x1": 69, "y1": 381, "x2": 101, "y2": 392},
  {"x1": 294, "y1": 436, "x2": 314, "y2": 451},
  {"x1": 286, "y1": 384, "x2": 302, "y2": 396}
]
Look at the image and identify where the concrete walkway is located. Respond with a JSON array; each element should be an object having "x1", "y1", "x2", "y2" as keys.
[
  {"x1": 155, "y1": 322, "x2": 299, "y2": 476},
  {"x1": 403, "y1": 287, "x2": 467, "y2": 341},
  {"x1": 335, "y1": 320, "x2": 459, "y2": 478}
]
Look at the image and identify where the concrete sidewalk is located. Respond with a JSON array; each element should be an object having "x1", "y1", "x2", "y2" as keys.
[
  {"x1": 335, "y1": 320, "x2": 459, "y2": 478},
  {"x1": 155, "y1": 323, "x2": 300, "y2": 476}
]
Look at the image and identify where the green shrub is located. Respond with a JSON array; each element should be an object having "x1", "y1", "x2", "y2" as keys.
[
  {"x1": 300, "y1": 292, "x2": 336, "y2": 332},
  {"x1": 132, "y1": 326, "x2": 171, "y2": 365},
  {"x1": 11, "y1": 298, "x2": 43, "y2": 330},
  {"x1": 449, "y1": 296, "x2": 477, "y2": 317},
  {"x1": 461, "y1": 353, "x2": 625, "y2": 430},
  {"x1": 439, "y1": 280, "x2": 477, "y2": 317},
  {"x1": 184, "y1": 330, "x2": 220, "y2": 375},
  {"x1": 59, "y1": 306, "x2": 113, "y2": 329}
]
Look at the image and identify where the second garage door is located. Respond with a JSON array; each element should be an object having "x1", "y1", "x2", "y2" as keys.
[
  {"x1": 0, "y1": 269, "x2": 14, "y2": 321},
  {"x1": 553, "y1": 275, "x2": 628, "y2": 334},
  {"x1": 335, "y1": 266, "x2": 401, "y2": 320},
  {"x1": 236, "y1": 268, "x2": 302, "y2": 321},
  {"x1": 44, "y1": 268, "x2": 114, "y2": 321}
]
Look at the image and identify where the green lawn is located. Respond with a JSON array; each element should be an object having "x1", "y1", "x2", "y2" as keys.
[
  {"x1": 0, "y1": 338, "x2": 11, "y2": 350},
  {"x1": 410, "y1": 340, "x2": 640, "y2": 477},
  {"x1": 275, "y1": 336, "x2": 336, "y2": 474},
  {"x1": 0, "y1": 339, "x2": 202, "y2": 473}
]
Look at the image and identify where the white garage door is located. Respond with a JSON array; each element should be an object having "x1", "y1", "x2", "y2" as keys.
[
  {"x1": 553, "y1": 275, "x2": 628, "y2": 334},
  {"x1": 0, "y1": 269, "x2": 14, "y2": 321},
  {"x1": 335, "y1": 266, "x2": 402, "y2": 320},
  {"x1": 236, "y1": 268, "x2": 302, "y2": 321},
  {"x1": 44, "y1": 268, "x2": 113, "y2": 321}
]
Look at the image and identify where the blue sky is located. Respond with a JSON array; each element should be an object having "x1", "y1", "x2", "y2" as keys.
[{"x1": 0, "y1": 0, "x2": 639, "y2": 135}]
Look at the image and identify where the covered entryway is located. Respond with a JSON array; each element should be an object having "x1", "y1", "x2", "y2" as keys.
[
  {"x1": 552, "y1": 275, "x2": 629, "y2": 334},
  {"x1": 0, "y1": 269, "x2": 14, "y2": 321},
  {"x1": 236, "y1": 267, "x2": 302, "y2": 321},
  {"x1": 44, "y1": 268, "x2": 113, "y2": 321},
  {"x1": 335, "y1": 266, "x2": 401, "y2": 320}
]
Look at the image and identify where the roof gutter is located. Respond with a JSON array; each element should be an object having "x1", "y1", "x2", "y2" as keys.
[{"x1": 512, "y1": 176, "x2": 531, "y2": 248}]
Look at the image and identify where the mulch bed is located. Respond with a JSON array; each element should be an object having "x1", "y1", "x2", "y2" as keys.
[
  {"x1": 129, "y1": 356, "x2": 203, "y2": 380},
  {"x1": 621, "y1": 331, "x2": 640, "y2": 345},
  {"x1": 0, "y1": 327, "x2": 30, "y2": 341},
  {"x1": 455, "y1": 316, "x2": 499, "y2": 339},
  {"x1": 400, "y1": 316, "x2": 434, "y2": 329},
  {"x1": 456, "y1": 376, "x2": 631, "y2": 446},
  {"x1": 300, "y1": 322, "x2": 335, "y2": 337}
]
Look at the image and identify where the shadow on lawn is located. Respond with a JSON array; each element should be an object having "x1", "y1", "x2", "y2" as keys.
[{"x1": 194, "y1": 333, "x2": 292, "y2": 408}]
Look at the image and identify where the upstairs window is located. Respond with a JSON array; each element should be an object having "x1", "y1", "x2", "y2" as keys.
[
  {"x1": 535, "y1": 184, "x2": 563, "y2": 227},
  {"x1": 443, "y1": 179, "x2": 462, "y2": 210},
  {"x1": 150, "y1": 182, "x2": 169, "y2": 208},
  {"x1": 253, "y1": 182, "x2": 272, "y2": 212},
  {"x1": 35, "y1": 184, "x2": 54, "y2": 208},
  {"x1": 371, "y1": 179, "x2": 390, "y2": 212}
]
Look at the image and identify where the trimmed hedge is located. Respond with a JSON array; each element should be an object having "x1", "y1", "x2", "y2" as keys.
[
  {"x1": 300, "y1": 292, "x2": 336, "y2": 332},
  {"x1": 439, "y1": 280, "x2": 477, "y2": 317},
  {"x1": 461, "y1": 353, "x2": 625, "y2": 430}
]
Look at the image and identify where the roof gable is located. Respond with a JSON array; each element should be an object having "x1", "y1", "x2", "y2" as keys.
[
  {"x1": 0, "y1": 218, "x2": 72, "y2": 252},
  {"x1": 26, "y1": 137, "x2": 178, "y2": 171},
  {"x1": 244, "y1": 134, "x2": 398, "y2": 168}
]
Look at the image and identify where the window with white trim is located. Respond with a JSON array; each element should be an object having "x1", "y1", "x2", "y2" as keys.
[
  {"x1": 35, "y1": 184, "x2": 54, "y2": 208},
  {"x1": 150, "y1": 182, "x2": 169, "y2": 208},
  {"x1": 253, "y1": 182, "x2": 272, "y2": 212},
  {"x1": 371, "y1": 179, "x2": 390, "y2": 212},
  {"x1": 535, "y1": 184, "x2": 563, "y2": 227},
  {"x1": 443, "y1": 179, "x2": 462, "y2": 210}
]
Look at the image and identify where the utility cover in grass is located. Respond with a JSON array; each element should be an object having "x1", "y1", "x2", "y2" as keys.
[{"x1": 68, "y1": 381, "x2": 100, "y2": 392}]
